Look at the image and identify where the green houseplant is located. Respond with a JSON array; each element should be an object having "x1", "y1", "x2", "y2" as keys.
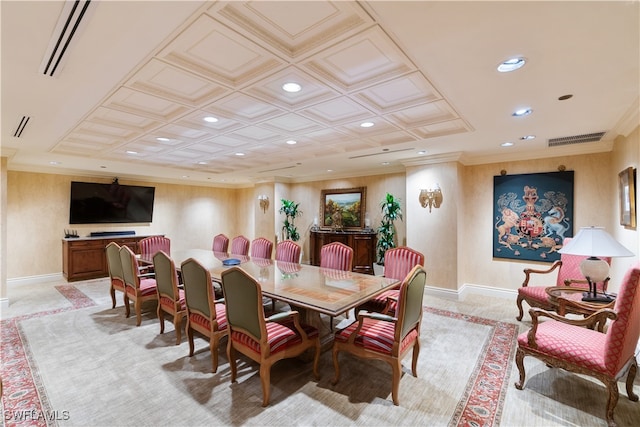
[
  {"x1": 280, "y1": 199, "x2": 303, "y2": 242},
  {"x1": 376, "y1": 193, "x2": 403, "y2": 265}
]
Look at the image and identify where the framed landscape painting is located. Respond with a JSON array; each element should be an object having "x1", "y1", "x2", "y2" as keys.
[{"x1": 321, "y1": 187, "x2": 366, "y2": 229}]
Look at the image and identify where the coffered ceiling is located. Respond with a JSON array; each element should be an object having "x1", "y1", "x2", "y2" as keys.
[{"x1": 2, "y1": 1, "x2": 639, "y2": 186}]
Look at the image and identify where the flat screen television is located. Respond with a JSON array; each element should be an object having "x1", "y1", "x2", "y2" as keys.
[{"x1": 69, "y1": 181, "x2": 155, "y2": 224}]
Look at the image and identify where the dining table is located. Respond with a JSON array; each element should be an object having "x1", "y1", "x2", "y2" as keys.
[{"x1": 140, "y1": 248, "x2": 399, "y2": 348}]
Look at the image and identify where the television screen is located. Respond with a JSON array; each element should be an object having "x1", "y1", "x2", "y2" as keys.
[{"x1": 69, "y1": 181, "x2": 155, "y2": 224}]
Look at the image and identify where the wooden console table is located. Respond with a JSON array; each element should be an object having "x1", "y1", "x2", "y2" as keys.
[
  {"x1": 62, "y1": 235, "x2": 161, "y2": 281},
  {"x1": 309, "y1": 229, "x2": 376, "y2": 275}
]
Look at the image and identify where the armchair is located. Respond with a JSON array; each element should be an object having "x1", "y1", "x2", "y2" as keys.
[
  {"x1": 119, "y1": 245, "x2": 157, "y2": 326},
  {"x1": 212, "y1": 233, "x2": 229, "y2": 253},
  {"x1": 181, "y1": 258, "x2": 228, "y2": 373},
  {"x1": 220, "y1": 267, "x2": 320, "y2": 406},
  {"x1": 516, "y1": 238, "x2": 611, "y2": 321},
  {"x1": 275, "y1": 240, "x2": 301, "y2": 263},
  {"x1": 230, "y1": 235, "x2": 250, "y2": 256},
  {"x1": 153, "y1": 251, "x2": 185, "y2": 345},
  {"x1": 515, "y1": 265, "x2": 640, "y2": 426},
  {"x1": 320, "y1": 242, "x2": 353, "y2": 271},
  {"x1": 251, "y1": 237, "x2": 273, "y2": 259},
  {"x1": 332, "y1": 265, "x2": 427, "y2": 405},
  {"x1": 355, "y1": 246, "x2": 424, "y2": 316},
  {"x1": 138, "y1": 235, "x2": 170, "y2": 256},
  {"x1": 105, "y1": 242, "x2": 125, "y2": 308}
]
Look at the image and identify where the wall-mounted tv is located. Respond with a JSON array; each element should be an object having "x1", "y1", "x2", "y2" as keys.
[{"x1": 69, "y1": 181, "x2": 155, "y2": 224}]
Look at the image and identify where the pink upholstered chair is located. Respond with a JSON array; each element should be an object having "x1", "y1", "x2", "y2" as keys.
[
  {"x1": 515, "y1": 265, "x2": 640, "y2": 426},
  {"x1": 153, "y1": 251, "x2": 186, "y2": 345},
  {"x1": 516, "y1": 237, "x2": 611, "y2": 321},
  {"x1": 181, "y1": 258, "x2": 228, "y2": 373},
  {"x1": 251, "y1": 237, "x2": 273, "y2": 259},
  {"x1": 320, "y1": 242, "x2": 353, "y2": 271},
  {"x1": 138, "y1": 235, "x2": 170, "y2": 256},
  {"x1": 220, "y1": 266, "x2": 320, "y2": 406},
  {"x1": 119, "y1": 245, "x2": 158, "y2": 326},
  {"x1": 356, "y1": 246, "x2": 425, "y2": 316},
  {"x1": 212, "y1": 233, "x2": 229, "y2": 253},
  {"x1": 275, "y1": 240, "x2": 301, "y2": 263},
  {"x1": 332, "y1": 265, "x2": 427, "y2": 405},
  {"x1": 230, "y1": 235, "x2": 250, "y2": 256},
  {"x1": 105, "y1": 242, "x2": 126, "y2": 308}
]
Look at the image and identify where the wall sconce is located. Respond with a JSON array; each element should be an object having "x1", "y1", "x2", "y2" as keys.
[
  {"x1": 257, "y1": 195, "x2": 269, "y2": 213},
  {"x1": 419, "y1": 184, "x2": 443, "y2": 212}
]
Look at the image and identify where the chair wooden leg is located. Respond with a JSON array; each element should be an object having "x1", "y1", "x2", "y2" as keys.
[
  {"x1": 124, "y1": 295, "x2": 131, "y2": 318},
  {"x1": 135, "y1": 299, "x2": 142, "y2": 326},
  {"x1": 411, "y1": 340, "x2": 420, "y2": 377},
  {"x1": 210, "y1": 336, "x2": 219, "y2": 373},
  {"x1": 260, "y1": 363, "x2": 271, "y2": 407},
  {"x1": 514, "y1": 347, "x2": 526, "y2": 390},
  {"x1": 331, "y1": 347, "x2": 341, "y2": 385},
  {"x1": 173, "y1": 314, "x2": 182, "y2": 345},
  {"x1": 626, "y1": 358, "x2": 639, "y2": 402},
  {"x1": 516, "y1": 295, "x2": 525, "y2": 321},
  {"x1": 158, "y1": 307, "x2": 165, "y2": 334},
  {"x1": 604, "y1": 377, "x2": 620, "y2": 427},
  {"x1": 110, "y1": 287, "x2": 116, "y2": 309},
  {"x1": 391, "y1": 359, "x2": 401, "y2": 406},
  {"x1": 187, "y1": 322, "x2": 195, "y2": 357},
  {"x1": 228, "y1": 341, "x2": 237, "y2": 383}
]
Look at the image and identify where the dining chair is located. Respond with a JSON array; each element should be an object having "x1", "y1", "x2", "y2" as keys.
[
  {"x1": 516, "y1": 237, "x2": 611, "y2": 321},
  {"x1": 181, "y1": 257, "x2": 228, "y2": 373},
  {"x1": 320, "y1": 242, "x2": 354, "y2": 325},
  {"x1": 355, "y1": 246, "x2": 425, "y2": 316},
  {"x1": 212, "y1": 233, "x2": 229, "y2": 253},
  {"x1": 515, "y1": 265, "x2": 640, "y2": 426},
  {"x1": 220, "y1": 266, "x2": 320, "y2": 406},
  {"x1": 332, "y1": 265, "x2": 427, "y2": 405},
  {"x1": 275, "y1": 240, "x2": 301, "y2": 263},
  {"x1": 230, "y1": 235, "x2": 250, "y2": 256},
  {"x1": 138, "y1": 235, "x2": 170, "y2": 256},
  {"x1": 105, "y1": 242, "x2": 126, "y2": 309},
  {"x1": 251, "y1": 237, "x2": 273, "y2": 259},
  {"x1": 153, "y1": 251, "x2": 186, "y2": 345},
  {"x1": 119, "y1": 245, "x2": 158, "y2": 326}
]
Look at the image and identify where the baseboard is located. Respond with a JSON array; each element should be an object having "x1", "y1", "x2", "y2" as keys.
[
  {"x1": 424, "y1": 285, "x2": 459, "y2": 300},
  {"x1": 459, "y1": 283, "x2": 517, "y2": 301},
  {"x1": 7, "y1": 273, "x2": 64, "y2": 286},
  {"x1": 0, "y1": 297, "x2": 8, "y2": 311}
]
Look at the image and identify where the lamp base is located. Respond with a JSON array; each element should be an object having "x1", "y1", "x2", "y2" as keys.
[{"x1": 581, "y1": 292, "x2": 615, "y2": 303}]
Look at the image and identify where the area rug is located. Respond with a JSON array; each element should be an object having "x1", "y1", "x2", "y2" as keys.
[{"x1": 1, "y1": 284, "x2": 517, "y2": 427}]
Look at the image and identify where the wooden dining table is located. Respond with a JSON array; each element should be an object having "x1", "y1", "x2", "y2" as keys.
[{"x1": 141, "y1": 249, "x2": 399, "y2": 348}]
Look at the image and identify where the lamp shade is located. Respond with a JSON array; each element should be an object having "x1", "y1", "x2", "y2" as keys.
[{"x1": 558, "y1": 226, "x2": 634, "y2": 257}]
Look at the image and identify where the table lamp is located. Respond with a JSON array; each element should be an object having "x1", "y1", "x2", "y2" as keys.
[{"x1": 558, "y1": 226, "x2": 634, "y2": 302}]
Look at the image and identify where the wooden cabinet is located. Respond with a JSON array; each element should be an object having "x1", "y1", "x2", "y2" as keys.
[
  {"x1": 309, "y1": 229, "x2": 376, "y2": 275},
  {"x1": 62, "y1": 235, "x2": 155, "y2": 282}
]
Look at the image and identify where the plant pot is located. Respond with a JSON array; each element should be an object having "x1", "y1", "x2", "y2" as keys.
[{"x1": 373, "y1": 263, "x2": 384, "y2": 276}]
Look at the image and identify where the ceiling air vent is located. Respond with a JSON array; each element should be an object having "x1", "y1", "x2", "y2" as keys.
[
  {"x1": 13, "y1": 116, "x2": 30, "y2": 138},
  {"x1": 547, "y1": 131, "x2": 606, "y2": 147},
  {"x1": 39, "y1": 0, "x2": 94, "y2": 77}
]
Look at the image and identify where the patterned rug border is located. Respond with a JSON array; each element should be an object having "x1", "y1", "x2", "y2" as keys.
[{"x1": 0, "y1": 285, "x2": 518, "y2": 427}]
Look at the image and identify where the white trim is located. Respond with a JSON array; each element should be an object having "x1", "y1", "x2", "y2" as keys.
[
  {"x1": 459, "y1": 283, "x2": 517, "y2": 300},
  {"x1": 0, "y1": 297, "x2": 8, "y2": 311},
  {"x1": 424, "y1": 284, "x2": 459, "y2": 300},
  {"x1": 8, "y1": 273, "x2": 64, "y2": 286}
]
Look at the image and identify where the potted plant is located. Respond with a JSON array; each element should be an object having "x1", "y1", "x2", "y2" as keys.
[
  {"x1": 376, "y1": 192, "x2": 403, "y2": 265},
  {"x1": 279, "y1": 199, "x2": 303, "y2": 241}
]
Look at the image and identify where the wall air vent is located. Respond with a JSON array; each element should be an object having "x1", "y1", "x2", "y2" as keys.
[
  {"x1": 547, "y1": 131, "x2": 606, "y2": 147},
  {"x1": 39, "y1": 0, "x2": 94, "y2": 77},
  {"x1": 13, "y1": 116, "x2": 31, "y2": 138}
]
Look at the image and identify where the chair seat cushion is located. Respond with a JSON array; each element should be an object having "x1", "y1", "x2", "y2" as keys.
[
  {"x1": 111, "y1": 278, "x2": 125, "y2": 291},
  {"x1": 189, "y1": 303, "x2": 227, "y2": 331},
  {"x1": 518, "y1": 285, "x2": 551, "y2": 304},
  {"x1": 231, "y1": 319, "x2": 318, "y2": 355},
  {"x1": 335, "y1": 317, "x2": 418, "y2": 355},
  {"x1": 159, "y1": 289, "x2": 186, "y2": 311},
  {"x1": 359, "y1": 289, "x2": 400, "y2": 313},
  {"x1": 518, "y1": 320, "x2": 608, "y2": 375}
]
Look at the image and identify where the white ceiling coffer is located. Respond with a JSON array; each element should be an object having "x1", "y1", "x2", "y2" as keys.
[
  {"x1": 39, "y1": 0, "x2": 94, "y2": 77},
  {"x1": 13, "y1": 116, "x2": 30, "y2": 138},
  {"x1": 547, "y1": 131, "x2": 607, "y2": 147}
]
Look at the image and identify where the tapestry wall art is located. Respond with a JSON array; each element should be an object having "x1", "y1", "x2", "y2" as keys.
[{"x1": 493, "y1": 171, "x2": 574, "y2": 262}]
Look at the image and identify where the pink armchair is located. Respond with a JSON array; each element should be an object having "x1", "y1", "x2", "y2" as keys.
[
  {"x1": 230, "y1": 235, "x2": 250, "y2": 256},
  {"x1": 138, "y1": 235, "x2": 170, "y2": 256},
  {"x1": 212, "y1": 233, "x2": 229, "y2": 253},
  {"x1": 320, "y1": 242, "x2": 353, "y2": 271},
  {"x1": 275, "y1": 240, "x2": 301, "y2": 263},
  {"x1": 251, "y1": 237, "x2": 273, "y2": 259},
  {"x1": 515, "y1": 265, "x2": 640, "y2": 426}
]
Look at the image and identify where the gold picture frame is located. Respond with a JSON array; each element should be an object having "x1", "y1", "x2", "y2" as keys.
[
  {"x1": 619, "y1": 167, "x2": 636, "y2": 228},
  {"x1": 321, "y1": 187, "x2": 366, "y2": 229}
]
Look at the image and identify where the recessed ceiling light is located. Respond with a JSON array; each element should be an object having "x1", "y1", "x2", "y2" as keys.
[
  {"x1": 49, "y1": 161, "x2": 60, "y2": 165},
  {"x1": 501, "y1": 142, "x2": 514, "y2": 147},
  {"x1": 497, "y1": 57, "x2": 526, "y2": 72},
  {"x1": 197, "y1": 161, "x2": 208, "y2": 165},
  {"x1": 360, "y1": 122, "x2": 374, "y2": 128},
  {"x1": 512, "y1": 108, "x2": 532, "y2": 117},
  {"x1": 418, "y1": 150, "x2": 427, "y2": 155},
  {"x1": 286, "y1": 140, "x2": 297, "y2": 145},
  {"x1": 520, "y1": 135, "x2": 536, "y2": 140},
  {"x1": 182, "y1": 175, "x2": 189, "y2": 179},
  {"x1": 156, "y1": 137, "x2": 170, "y2": 142},
  {"x1": 381, "y1": 162, "x2": 390, "y2": 165},
  {"x1": 327, "y1": 169, "x2": 333, "y2": 172},
  {"x1": 235, "y1": 152, "x2": 245, "y2": 156},
  {"x1": 126, "y1": 150, "x2": 138, "y2": 154},
  {"x1": 282, "y1": 82, "x2": 301, "y2": 93},
  {"x1": 203, "y1": 116, "x2": 218, "y2": 123}
]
